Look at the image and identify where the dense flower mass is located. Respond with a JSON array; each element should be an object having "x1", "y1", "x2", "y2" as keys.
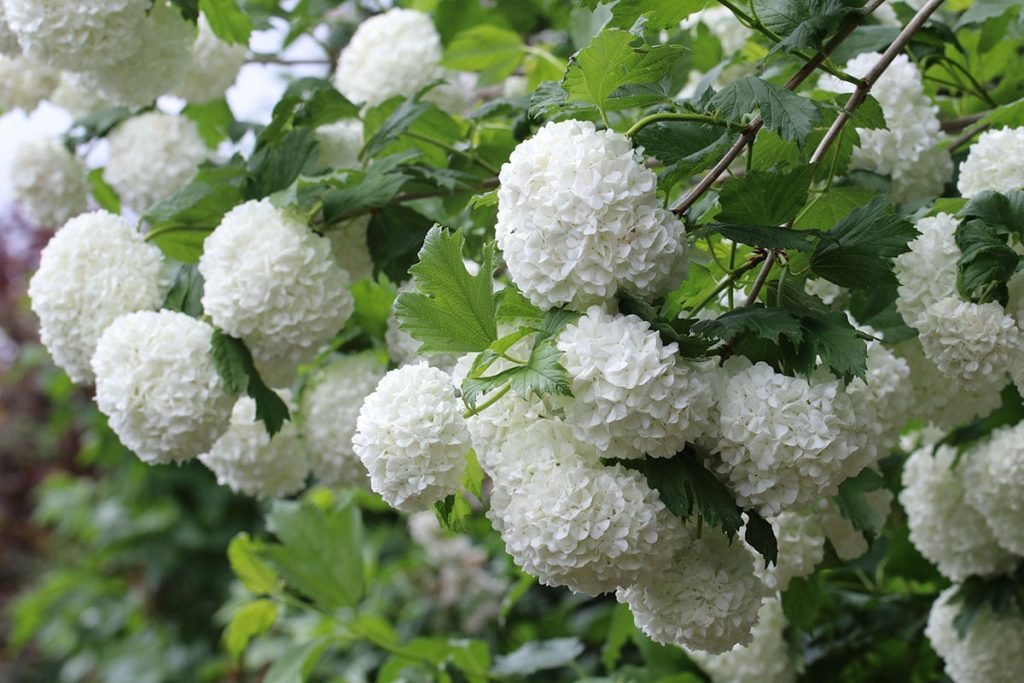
[
  {"x1": 316, "y1": 119, "x2": 365, "y2": 170},
  {"x1": 48, "y1": 71, "x2": 110, "y2": 117},
  {"x1": 0, "y1": 3, "x2": 19, "y2": 55},
  {"x1": 199, "y1": 394, "x2": 310, "y2": 498},
  {"x1": 961, "y1": 422, "x2": 1024, "y2": 556},
  {"x1": 0, "y1": 53, "x2": 57, "y2": 110},
  {"x1": 926, "y1": 586, "x2": 1024, "y2": 683},
  {"x1": 91, "y1": 311, "x2": 235, "y2": 465},
  {"x1": 28, "y1": 211, "x2": 171, "y2": 383},
  {"x1": 105, "y1": 112, "x2": 207, "y2": 212},
  {"x1": 915, "y1": 297, "x2": 1019, "y2": 386},
  {"x1": 894, "y1": 213, "x2": 960, "y2": 327},
  {"x1": 687, "y1": 598, "x2": 796, "y2": 683},
  {"x1": 756, "y1": 508, "x2": 825, "y2": 592},
  {"x1": 353, "y1": 363, "x2": 470, "y2": 511},
  {"x1": 496, "y1": 120, "x2": 688, "y2": 309},
  {"x1": 199, "y1": 199, "x2": 354, "y2": 387},
  {"x1": 957, "y1": 127, "x2": 1024, "y2": 198},
  {"x1": 300, "y1": 353, "x2": 387, "y2": 487},
  {"x1": 174, "y1": 14, "x2": 246, "y2": 104},
  {"x1": 898, "y1": 339, "x2": 1003, "y2": 429},
  {"x1": 11, "y1": 139, "x2": 88, "y2": 228}
]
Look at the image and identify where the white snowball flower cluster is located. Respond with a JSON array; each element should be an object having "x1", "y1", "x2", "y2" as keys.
[
  {"x1": 316, "y1": 119, "x2": 364, "y2": 170},
  {"x1": 106, "y1": 112, "x2": 207, "y2": 213},
  {"x1": 926, "y1": 586, "x2": 1024, "y2": 683},
  {"x1": 48, "y1": 71, "x2": 110, "y2": 118},
  {"x1": 819, "y1": 53, "x2": 951, "y2": 203},
  {"x1": 173, "y1": 14, "x2": 246, "y2": 104},
  {"x1": 557, "y1": 306, "x2": 715, "y2": 459},
  {"x1": 353, "y1": 362, "x2": 470, "y2": 511},
  {"x1": 199, "y1": 393, "x2": 309, "y2": 498},
  {"x1": 199, "y1": 199, "x2": 354, "y2": 387},
  {"x1": 496, "y1": 120, "x2": 688, "y2": 309},
  {"x1": 334, "y1": 8, "x2": 457, "y2": 109},
  {"x1": 894, "y1": 213, "x2": 960, "y2": 327},
  {"x1": 0, "y1": 53, "x2": 57, "y2": 110},
  {"x1": 962, "y1": 423, "x2": 1024, "y2": 556},
  {"x1": 710, "y1": 359, "x2": 860, "y2": 516},
  {"x1": 1, "y1": 0, "x2": 148, "y2": 70},
  {"x1": 915, "y1": 297, "x2": 1019, "y2": 386},
  {"x1": 687, "y1": 598, "x2": 796, "y2": 683},
  {"x1": 11, "y1": 139, "x2": 88, "y2": 229},
  {"x1": 326, "y1": 215, "x2": 373, "y2": 282},
  {"x1": 91, "y1": 311, "x2": 235, "y2": 465},
  {"x1": 28, "y1": 211, "x2": 171, "y2": 383},
  {"x1": 755, "y1": 508, "x2": 826, "y2": 592},
  {"x1": 957, "y1": 127, "x2": 1024, "y2": 198},
  {"x1": 617, "y1": 525, "x2": 768, "y2": 654},
  {"x1": 0, "y1": 3, "x2": 19, "y2": 55},
  {"x1": 488, "y1": 419, "x2": 682, "y2": 596},
  {"x1": 819, "y1": 489, "x2": 893, "y2": 560},
  {"x1": 897, "y1": 339, "x2": 1003, "y2": 429},
  {"x1": 900, "y1": 444, "x2": 1018, "y2": 581},
  {"x1": 299, "y1": 353, "x2": 387, "y2": 487}
]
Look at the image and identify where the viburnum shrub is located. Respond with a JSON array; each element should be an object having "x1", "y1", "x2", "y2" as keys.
[{"x1": 11, "y1": 0, "x2": 1024, "y2": 680}]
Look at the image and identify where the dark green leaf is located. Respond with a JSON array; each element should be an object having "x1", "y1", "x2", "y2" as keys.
[
  {"x1": 292, "y1": 88, "x2": 360, "y2": 128},
  {"x1": 692, "y1": 305, "x2": 805, "y2": 344},
  {"x1": 492, "y1": 638, "x2": 585, "y2": 677},
  {"x1": 643, "y1": 449, "x2": 745, "y2": 538},
  {"x1": 959, "y1": 189, "x2": 1024, "y2": 236},
  {"x1": 955, "y1": 221, "x2": 1019, "y2": 301},
  {"x1": 833, "y1": 467, "x2": 888, "y2": 537},
  {"x1": 937, "y1": 384, "x2": 1024, "y2": 455},
  {"x1": 744, "y1": 509, "x2": 779, "y2": 567},
  {"x1": 210, "y1": 332, "x2": 291, "y2": 435},
  {"x1": 782, "y1": 574, "x2": 824, "y2": 631},
  {"x1": 709, "y1": 77, "x2": 821, "y2": 146},
  {"x1": 717, "y1": 166, "x2": 815, "y2": 226},
  {"x1": 162, "y1": 264, "x2": 205, "y2": 317},
  {"x1": 321, "y1": 154, "x2": 413, "y2": 223},
  {"x1": 948, "y1": 570, "x2": 1024, "y2": 639},
  {"x1": 362, "y1": 100, "x2": 431, "y2": 160},
  {"x1": 367, "y1": 205, "x2": 435, "y2": 283},
  {"x1": 247, "y1": 127, "x2": 319, "y2": 199},
  {"x1": 711, "y1": 223, "x2": 820, "y2": 250},
  {"x1": 752, "y1": 0, "x2": 862, "y2": 53},
  {"x1": 607, "y1": 0, "x2": 708, "y2": 29},
  {"x1": 616, "y1": 290, "x2": 715, "y2": 357}
]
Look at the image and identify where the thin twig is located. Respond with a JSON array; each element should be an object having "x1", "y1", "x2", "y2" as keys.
[
  {"x1": 940, "y1": 111, "x2": 988, "y2": 133},
  {"x1": 247, "y1": 54, "x2": 333, "y2": 66},
  {"x1": 950, "y1": 122, "x2": 990, "y2": 152}
]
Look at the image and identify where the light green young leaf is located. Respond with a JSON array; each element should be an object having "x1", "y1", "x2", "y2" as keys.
[
  {"x1": 264, "y1": 637, "x2": 332, "y2": 683},
  {"x1": 199, "y1": 0, "x2": 254, "y2": 45},
  {"x1": 224, "y1": 599, "x2": 278, "y2": 661},
  {"x1": 442, "y1": 25, "x2": 526, "y2": 85},
  {"x1": 227, "y1": 532, "x2": 280, "y2": 595},
  {"x1": 607, "y1": 0, "x2": 708, "y2": 29},
  {"x1": 492, "y1": 638, "x2": 585, "y2": 676}
]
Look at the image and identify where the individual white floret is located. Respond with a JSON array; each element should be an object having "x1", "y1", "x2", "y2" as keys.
[
  {"x1": 754, "y1": 508, "x2": 825, "y2": 592},
  {"x1": 915, "y1": 296, "x2": 1020, "y2": 386},
  {"x1": 617, "y1": 526, "x2": 769, "y2": 654},
  {"x1": 819, "y1": 489, "x2": 893, "y2": 560},
  {"x1": 48, "y1": 71, "x2": 110, "y2": 118},
  {"x1": 316, "y1": 119, "x2": 364, "y2": 169},
  {"x1": 199, "y1": 199, "x2": 354, "y2": 387},
  {"x1": 687, "y1": 598, "x2": 796, "y2": 683},
  {"x1": 900, "y1": 444, "x2": 1018, "y2": 581},
  {"x1": 173, "y1": 14, "x2": 246, "y2": 104},
  {"x1": 199, "y1": 393, "x2": 309, "y2": 498},
  {"x1": 106, "y1": 112, "x2": 207, "y2": 212},
  {"x1": 91, "y1": 311, "x2": 235, "y2": 465},
  {"x1": 0, "y1": 54, "x2": 58, "y2": 110},
  {"x1": 894, "y1": 213, "x2": 960, "y2": 328},
  {"x1": 819, "y1": 53, "x2": 951, "y2": 203},
  {"x1": 325, "y1": 215, "x2": 373, "y2": 282},
  {"x1": 299, "y1": 353, "x2": 386, "y2": 487},
  {"x1": 496, "y1": 120, "x2": 688, "y2": 309},
  {"x1": 557, "y1": 306, "x2": 714, "y2": 459},
  {"x1": 352, "y1": 362, "x2": 470, "y2": 511},
  {"x1": 0, "y1": 4, "x2": 20, "y2": 56},
  {"x1": 385, "y1": 280, "x2": 460, "y2": 371},
  {"x1": 2, "y1": 0, "x2": 148, "y2": 70},
  {"x1": 957, "y1": 127, "x2": 1024, "y2": 198},
  {"x1": 488, "y1": 419, "x2": 683, "y2": 596},
  {"x1": 28, "y1": 211, "x2": 172, "y2": 383},
  {"x1": 897, "y1": 339, "x2": 1004, "y2": 429},
  {"x1": 72, "y1": 1, "x2": 193, "y2": 108},
  {"x1": 709, "y1": 359, "x2": 861, "y2": 516},
  {"x1": 926, "y1": 586, "x2": 1024, "y2": 683},
  {"x1": 962, "y1": 422, "x2": 1024, "y2": 556},
  {"x1": 11, "y1": 139, "x2": 88, "y2": 229}
]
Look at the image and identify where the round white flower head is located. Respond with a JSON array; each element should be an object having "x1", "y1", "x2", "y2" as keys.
[
  {"x1": 28, "y1": 211, "x2": 172, "y2": 383},
  {"x1": 199, "y1": 393, "x2": 309, "y2": 498},
  {"x1": 299, "y1": 353, "x2": 387, "y2": 487},
  {"x1": 173, "y1": 14, "x2": 246, "y2": 104},
  {"x1": 818, "y1": 488, "x2": 893, "y2": 560},
  {"x1": 316, "y1": 119, "x2": 364, "y2": 170},
  {"x1": 900, "y1": 444, "x2": 1018, "y2": 581},
  {"x1": 957, "y1": 127, "x2": 1024, "y2": 198},
  {"x1": 488, "y1": 419, "x2": 683, "y2": 596},
  {"x1": 804, "y1": 278, "x2": 844, "y2": 305},
  {"x1": 961, "y1": 422, "x2": 1024, "y2": 556},
  {"x1": 200, "y1": 199, "x2": 354, "y2": 387},
  {"x1": 106, "y1": 112, "x2": 207, "y2": 212},
  {"x1": 326, "y1": 215, "x2": 373, "y2": 282},
  {"x1": 91, "y1": 311, "x2": 235, "y2": 465},
  {"x1": 352, "y1": 362, "x2": 470, "y2": 511},
  {"x1": 681, "y1": 6, "x2": 752, "y2": 55},
  {"x1": 2, "y1": 0, "x2": 147, "y2": 70},
  {"x1": 915, "y1": 296, "x2": 1019, "y2": 386},
  {"x1": 898, "y1": 339, "x2": 1003, "y2": 429},
  {"x1": 557, "y1": 306, "x2": 714, "y2": 459},
  {"x1": 385, "y1": 280, "x2": 460, "y2": 371},
  {"x1": 926, "y1": 586, "x2": 1024, "y2": 683},
  {"x1": 819, "y1": 53, "x2": 951, "y2": 203},
  {"x1": 894, "y1": 213, "x2": 960, "y2": 328},
  {"x1": 48, "y1": 71, "x2": 110, "y2": 118},
  {"x1": 11, "y1": 139, "x2": 88, "y2": 229},
  {"x1": 333, "y1": 8, "x2": 449, "y2": 108},
  {"x1": 617, "y1": 526, "x2": 769, "y2": 654},
  {"x1": 496, "y1": 120, "x2": 688, "y2": 309},
  {"x1": 687, "y1": 598, "x2": 796, "y2": 683},
  {"x1": 0, "y1": 4, "x2": 20, "y2": 55},
  {"x1": 72, "y1": 1, "x2": 193, "y2": 108},
  {"x1": 755, "y1": 508, "x2": 825, "y2": 592},
  {"x1": 709, "y1": 359, "x2": 860, "y2": 516},
  {"x1": 0, "y1": 54, "x2": 58, "y2": 110}
]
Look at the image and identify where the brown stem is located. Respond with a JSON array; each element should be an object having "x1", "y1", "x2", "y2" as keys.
[
  {"x1": 950, "y1": 122, "x2": 990, "y2": 152},
  {"x1": 940, "y1": 111, "x2": 988, "y2": 133}
]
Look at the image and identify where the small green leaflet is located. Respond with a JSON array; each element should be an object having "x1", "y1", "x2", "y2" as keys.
[
  {"x1": 711, "y1": 224, "x2": 820, "y2": 250},
  {"x1": 781, "y1": 573, "x2": 825, "y2": 631},
  {"x1": 752, "y1": 0, "x2": 862, "y2": 54},
  {"x1": 224, "y1": 600, "x2": 277, "y2": 661},
  {"x1": 199, "y1": 0, "x2": 253, "y2": 45},
  {"x1": 394, "y1": 227, "x2": 499, "y2": 353},
  {"x1": 708, "y1": 77, "x2": 821, "y2": 147},
  {"x1": 692, "y1": 305, "x2": 805, "y2": 345},
  {"x1": 717, "y1": 166, "x2": 815, "y2": 226},
  {"x1": 832, "y1": 467, "x2": 888, "y2": 538},
  {"x1": 955, "y1": 221, "x2": 1019, "y2": 302},
  {"x1": 87, "y1": 168, "x2": 120, "y2": 214},
  {"x1": 606, "y1": 0, "x2": 708, "y2": 29},
  {"x1": 434, "y1": 451, "x2": 485, "y2": 533},
  {"x1": 227, "y1": 532, "x2": 279, "y2": 595},
  {"x1": 210, "y1": 331, "x2": 291, "y2": 436}
]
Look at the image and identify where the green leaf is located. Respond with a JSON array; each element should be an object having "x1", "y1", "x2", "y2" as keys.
[
  {"x1": 227, "y1": 532, "x2": 280, "y2": 595},
  {"x1": 247, "y1": 127, "x2": 319, "y2": 199},
  {"x1": 442, "y1": 25, "x2": 526, "y2": 85},
  {"x1": 367, "y1": 205, "x2": 436, "y2": 283},
  {"x1": 362, "y1": 100, "x2": 431, "y2": 160},
  {"x1": 162, "y1": 264, "x2": 205, "y2": 317},
  {"x1": 833, "y1": 467, "x2": 888, "y2": 537},
  {"x1": 434, "y1": 493, "x2": 474, "y2": 533},
  {"x1": 642, "y1": 448, "x2": 745, "y2": 539},
  {"x1": 959, "y1": 189, "x2": 1024, "y2": 236},
  {"x1": 717, "y1": 166, "x2": 815, "y2": 226},
  {"x1": 948, "y1": 570, "x2": 1024, "y2": 639},
  {"x1": 320, "y1": 154, "x2": 413, "y2": 224},
  {"x1": 264, "y1": 637, "x2": 331, "y2": 683},
  {"x1": 224, "y1": 600, "x2": 277, "y2": 661},
  {"x1": 752, "y1": 0, "x2": 862, "y2": 54},
  {"x1": 634, "y1": 121, "x2": 728, "y2": 166},
  {"x1": 616, "y1": 290, "x2": 715, "y2": 357},
  {"x1": 607, "y1": 0, "x2": 708, "y2": 29},
  {"x1": 394, "y1": 227, "x2": 498, "y2": 353},
  {"x1": 744, "y1": 509, "x2": 779, "y2": 567},
  {"x1": 292, "y1": 88, "x2": 360, "y2": 128},
  {"x1": 210, "y1": 332, "x2": 292, "y2": 435},
  {"x1": 199, "y1": 0, "x2": 253, "y2": 45},
  {"x1": 183, "y1": 99, "x2": 235, "y2": 147},
  {"x1": 350, "y1": 275, "x2": 397, "y2": 340},
  {"x1": 264, "y1": 498, "x2": 365, "y2": 610},
  {"x1": 711, "y1": 224, "x2": 820, "y2": 250},
  {"x1": 87, "y1": 168, "x2": 120, "y2": 213},
  {"x1": 692, "y1": 305, "x2": 805, "y2": 345},
  {"x1": 708, "y1": 77, "x2": 821, "y2": 147},
  {"x1": 955, "y1": 221, "x2": 1019, "y2": 301},
  {"x1": 782, "y1": 574, "x2": 824, "y2": 631},
  {"x1": 794, "y1": 308, "x2": 868, "y2": 382},
  {"x1": 794, "y1": 186, "x2": 877, "y2": 230},
  {"x1": 496, "y1": 287, "x2": 544, "y2": 324},
  {"x1": 810, "y1": 195, "x2": 917, "y2": 288},
  {"x1": 492, "y1": 638, "x2": 585, "y2": 677},
  {"x1": 461, "y1": 337, "x2": 573, "y2": 407},
  {"x1": 602, "y1": 604, "x2": 636, "y2": 671}
]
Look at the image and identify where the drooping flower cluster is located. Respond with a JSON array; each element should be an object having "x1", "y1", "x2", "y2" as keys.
[
  {"x1": 961, "y1": 423, "x2": 1024, "y2": 556},
  {"x1": 11, "y1": 138, "x2": 88, "y2": 228},
  {"x1": 0, "y1": 53, "x2": 57, "y2": 110},
  {"x1": 173, "y1": 14, "x2": 246, "y2": 104},
  {"x1": 926, "y1": 587, "x2": 1024, "y2": 683},
  {"x1": 686, "y1": 598, "x2": 796, "y2": 683},
  {"x1": 957, "y1": 127, "x2": 1024, "y2": 198}
]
